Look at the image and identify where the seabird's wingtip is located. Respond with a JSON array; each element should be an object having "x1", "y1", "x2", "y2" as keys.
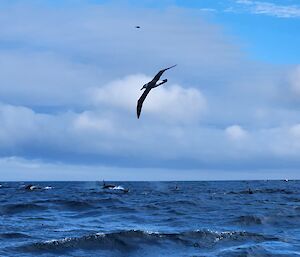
[{"x1": 166, "y1": 64, "x2": 177, "y2": 70}]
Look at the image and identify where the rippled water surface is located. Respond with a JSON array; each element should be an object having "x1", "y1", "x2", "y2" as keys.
[{"x1": 1, "y1": 181, "x2": 300, "y2": 256}]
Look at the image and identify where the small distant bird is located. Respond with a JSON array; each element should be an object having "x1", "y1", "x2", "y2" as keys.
[
  {"x1": 135, "y1": 26, "x2": 140, "y2": 29},
  {"x1": 137, "y1": 65, "x2": 177, "y2": 119}
]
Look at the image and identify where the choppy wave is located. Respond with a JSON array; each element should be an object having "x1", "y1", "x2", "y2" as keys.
[
  {"x1": 43, "y1": 198, "x2": 123, "y2": 208},
  {"x1": 228, "y1": 188, "x2": 294, "y2": 195},
  {"x1": 172, "y1": 199, "x2": 198, "y2": 207},
  {"x1": 219, "y1": 245, "x2": 299, "y2": 257},
  {"x1": 1, "y1": 203, "x2": 47, "y2": 215},
  {"x1": 1, "y1": 181, "x2": 299, "y2": 257},
  {"x1": 0, "y1": 232, "x2": 31, "y2": 239},
  {"x1": 56, "y1": 200, "x2": 95, "y2": 211},
  {"x1": 235, "y1": 215, "x2": 264, "y2": 225},
  {"x1": 18, "y1": 229, "x2": 278, "y2": 253}
]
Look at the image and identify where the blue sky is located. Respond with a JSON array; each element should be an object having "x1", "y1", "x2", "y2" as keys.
[{"x1": 0, "y1": 0, "x2": 300, "y2": 180}]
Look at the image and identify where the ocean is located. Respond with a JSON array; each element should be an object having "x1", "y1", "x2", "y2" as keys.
[{"x1": 0, "y1": 181, "x2": 299, "y2": 256}]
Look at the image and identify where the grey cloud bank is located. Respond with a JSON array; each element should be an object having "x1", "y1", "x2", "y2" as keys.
[{"x1": 0, "y1": 2, "x2": 299, "y2": 180}]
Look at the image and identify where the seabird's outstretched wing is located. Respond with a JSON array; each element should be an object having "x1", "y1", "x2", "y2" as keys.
[
  {"x1": 152, "y1": 64, "x2": 177, "y2": 83},
  {"x1": 137, "y1": 87, "x2": 151, "y2": 119}
]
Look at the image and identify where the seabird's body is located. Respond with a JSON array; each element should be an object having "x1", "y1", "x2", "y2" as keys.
[
  {"x1": 141, "y1": 79, "x2": 167, "y2": 90},
  {"x1": 137, "y1": 65, "x2": 176, "y2": 118}
]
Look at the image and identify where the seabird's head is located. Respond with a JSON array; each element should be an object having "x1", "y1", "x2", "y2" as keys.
[{"x1": 140, "y1": 83, "x2": 148, "y2": 90}]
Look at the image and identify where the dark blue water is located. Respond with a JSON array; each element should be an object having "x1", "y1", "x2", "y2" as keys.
[{"x1": 1, "y1": 181, "x2": 300, "y2": 256}]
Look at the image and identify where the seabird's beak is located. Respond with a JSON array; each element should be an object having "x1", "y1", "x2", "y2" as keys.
[{"x1": 140, "y1": 87, "x2": 144, "y2": 90}]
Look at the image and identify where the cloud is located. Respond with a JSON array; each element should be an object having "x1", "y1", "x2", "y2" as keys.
[
  {"x1": 92, "y1": 74, "x2": 207, "y2": 122},
  {"x1": 73, "y1": 111, "x2": 114, "y2": 133},
  {"x1": 289, "y1": 66, "x2": 300, "y2": 95},
  {"x1": 0, "y1": 1, "x2": 299, "y2": 179},
  {"x1": 225, "y1": 125, "x2": 248, "y2": 140},
  {"x1": 2, "y1": 100, "x2": 300, "y2": 176},
  {"x1": 2, "y1": 156, "x2": 297, "y2": 181},
  {"x1": 290, "y1": 124, "x2": 300, "y2": 137},
  {"x1": 0, "y1": 103, "x2": 74, "y2": 155},
  {"x1": 0, "y1": 2, "x2": 246, "y2": 111},
  {"x1": 235, "y1": 0, "x2": 300, "y2": 18},
  {"x1": 0, "y1": 50, "x2": 104, "y2": 107}
]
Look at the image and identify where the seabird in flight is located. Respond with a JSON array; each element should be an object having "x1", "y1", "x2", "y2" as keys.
[{"x1": 137, "y1": 64, "x2": 177, "y2": 119}]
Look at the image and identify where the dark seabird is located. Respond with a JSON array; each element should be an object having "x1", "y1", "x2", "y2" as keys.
[
  {"x1": 135, "y1": 26, "x2": 140, "y2": 28},
  {"x1": 137, "y1": 64, "x2": 177, "y2": 119}
]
